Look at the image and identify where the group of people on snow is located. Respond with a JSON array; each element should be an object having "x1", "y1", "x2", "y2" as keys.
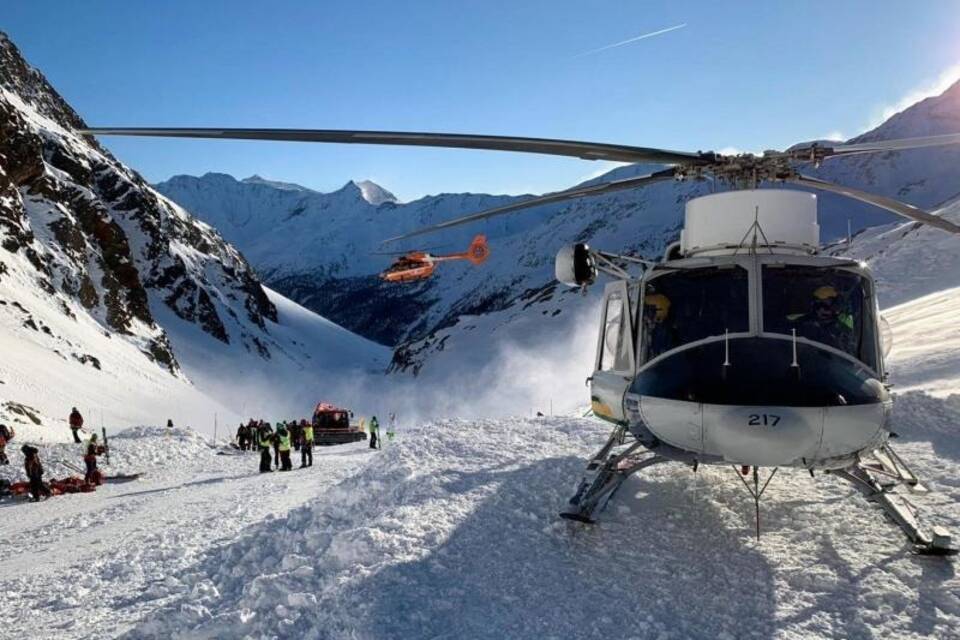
[
  {"x1": 237, "y1": 419, "x2": 315, "y2": 473},
  {"x1": 5, "y1": 404, "x2": 399, "y2": 503},
  {"x1": 1, "y1": 408, "x2": 108, "y2": 503},
  {"x1": 235, "y1": 412, "x2": 396, "y2": 471}
]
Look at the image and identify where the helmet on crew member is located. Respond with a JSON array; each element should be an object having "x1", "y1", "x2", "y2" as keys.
[
  {"x1": 813, "y1": 285, "x2": 838, "y2": 301},
  {"x1": 644, "y1": 293, "x2": 671, "y2": 322}
]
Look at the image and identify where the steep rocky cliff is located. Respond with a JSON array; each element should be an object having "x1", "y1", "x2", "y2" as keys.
[{"x1": 0, "y1": 32, "x2": 278, "y2": 374}]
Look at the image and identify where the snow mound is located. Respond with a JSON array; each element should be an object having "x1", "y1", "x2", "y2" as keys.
[
  {"x1": 891, "y1": 391, "x2": 960, "y2": 453},
  {"x1": 0, "y1": 424, "x2": 215, "y2": 483},
  {"x1": 107, "y1": 425, "x2": 215, "y2": 473},
  {"x1": 125, "y1": 411, "x2": 960, "y2": 639}
]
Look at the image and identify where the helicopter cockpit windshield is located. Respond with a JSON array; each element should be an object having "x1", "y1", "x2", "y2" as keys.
[
  {"x1": 762, "y1": 264, "x2": 878, "y2": 370},
  {"x1": 641, "y1": 265, "x2": 750, "y2": 363}
]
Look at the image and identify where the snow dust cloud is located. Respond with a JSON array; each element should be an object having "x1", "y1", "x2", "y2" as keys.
[{"x1": 181, "y1": 302, "x2": 602, "y2": 435}]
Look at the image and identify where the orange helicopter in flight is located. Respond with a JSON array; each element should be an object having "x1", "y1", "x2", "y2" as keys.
[{"x1": 380, "y1": 234, "x2": 490, "y2": 283}]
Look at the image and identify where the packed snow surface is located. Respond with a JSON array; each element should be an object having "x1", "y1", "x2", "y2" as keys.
[{"x1": 2, "y1": 404, "x2": 959, "y2": 639}]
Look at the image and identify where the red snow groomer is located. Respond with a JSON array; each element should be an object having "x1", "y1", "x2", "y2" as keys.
[{"x1": 312, "y1": 402, "x2": 367, "y2": 446}]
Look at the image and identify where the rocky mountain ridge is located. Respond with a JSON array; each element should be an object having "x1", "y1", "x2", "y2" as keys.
[{"x1": 0, "y1": 32, "x2": 283, "y2": 375}]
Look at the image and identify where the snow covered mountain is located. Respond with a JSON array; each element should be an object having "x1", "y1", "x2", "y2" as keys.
[{"x1": 0, "y1": 32, "x2": 387, "y2": 436}]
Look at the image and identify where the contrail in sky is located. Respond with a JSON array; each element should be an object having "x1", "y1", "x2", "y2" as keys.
[{"x1": 573, "y1": 23, "x2": 687, "y2": 58}]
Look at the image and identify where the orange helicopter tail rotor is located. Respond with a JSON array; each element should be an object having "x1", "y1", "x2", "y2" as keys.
[{"x1": 465, "y1": 234, "x2": 490, "y2": 266}]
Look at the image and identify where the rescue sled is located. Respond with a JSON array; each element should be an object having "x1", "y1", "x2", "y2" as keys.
[{"x1": 313, "y1": 402, "x2": 367, "y2": 446}]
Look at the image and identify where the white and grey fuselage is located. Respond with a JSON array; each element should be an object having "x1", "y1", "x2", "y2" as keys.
[{"x1": 589, "y1": 190, "x2": 891, "y2": 470}]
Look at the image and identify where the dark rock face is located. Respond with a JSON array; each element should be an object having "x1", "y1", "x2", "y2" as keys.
[
  {"x1": 0, "y1": 32, "x2": 278, "y2": 372},
  {"x1": 269, "y1": 273, "x2": 434, "y2": 346}
]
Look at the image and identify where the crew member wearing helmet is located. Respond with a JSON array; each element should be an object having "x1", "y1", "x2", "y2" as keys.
[
  {"x1": 642, "y1": 292, "x2": 673, "y2": 360},
  {"x1": 795, "y1": 285, "x2": 855, "y2": 353}
]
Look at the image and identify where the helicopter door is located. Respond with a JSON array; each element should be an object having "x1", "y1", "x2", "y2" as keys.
[{"x1": 590, "y1": 281, "x2": 635, "y2": 424}]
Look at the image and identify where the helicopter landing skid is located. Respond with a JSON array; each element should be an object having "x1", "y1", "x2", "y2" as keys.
[
  {"x1": 832, "y1": 446, "x2": 957, "y2": 556},
  {"x1": 560, "y1": 425, "x2": 670, "y2": 523}
]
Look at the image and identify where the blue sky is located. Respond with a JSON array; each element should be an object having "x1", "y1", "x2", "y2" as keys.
[{"x1": 5, "y1": 1, "x2": 960, "y2": 201}]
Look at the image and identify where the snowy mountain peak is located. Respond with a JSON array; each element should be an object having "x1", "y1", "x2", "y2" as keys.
[
  {"x1": 241, "y1": 174, "x2": 313, "y2": 192},
  {"x1": 853, "y1": 78, "x2": 960, "y2": 142},
  {"x1": 353, "y1": 179, "x2": 398, "y2": 205}
]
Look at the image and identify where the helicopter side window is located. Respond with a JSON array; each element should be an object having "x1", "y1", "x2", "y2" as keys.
[
  {"x1": 641, "y1": 266, "x2": 749, "y2": 362},
  {"x1": 762, "y1": 265, "x2": 877, "y2": 370},
  {"x1": 599, "y1": 294, "x2": 631, "y2": 371}
]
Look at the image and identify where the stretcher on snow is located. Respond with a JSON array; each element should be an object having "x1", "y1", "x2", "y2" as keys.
[
  {"x1": 312, "y1": 402, "x2": 367, "y2": 446},
  {"x1": 1, "y1": 471, "x2": 142, "y2": 502}
]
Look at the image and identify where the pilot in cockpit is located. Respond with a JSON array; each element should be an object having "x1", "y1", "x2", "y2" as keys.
[{"x1": 793, "y1": 285, "x2": 855, "y2": 353}]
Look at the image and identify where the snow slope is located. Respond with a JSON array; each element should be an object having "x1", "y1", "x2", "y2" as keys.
[
  {"x1": 155, "y1": 286, "x2": 388, "y2": 426},
  {"x1": 0, "y1": 429, "x2": 377, "y2": 639},
  {"x1": 885, "y1": 287, "x2": 960, "y2": 397}
]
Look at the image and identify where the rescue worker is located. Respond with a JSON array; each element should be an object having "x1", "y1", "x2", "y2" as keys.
[
  {"x1": 642, "y1": 292, "x2": 673, "y2": 360},
  {"x1": 84, "y1": 433, "x2": 103, "y2": 485},
  {"x1": 0, "y1": 423, "x2": 11, "y2": 465},
  {"x1": 289, "y1": 420, "x2": 302, "y2": 452},
  {"x1": 300, "y1": 419, "x2": 314, "y2": 468},
  {"x1": 22, "y1": 444, "x2": 49, "y2": 502},
  {"x1": 236, "y1": 423, "x2": 248, "y2": 451},
  {"x1": 369, "y1": 416, "x2": 381, "y2": 450},
  {"x1": 258, "y1": 422, "x2": 274, "y2": 473},
  {"x1": 277, "y1": 425, "x2": 293, "y2": 471},
  {"x1": 272, "y1": 421, "x2": 283, "y2": 469},
  {"x1": 795, "y1": 285, "x2": 855, "y2": 353},
  {"x1": 69, "y1": 407, "x2": 84, "y2": 443}
]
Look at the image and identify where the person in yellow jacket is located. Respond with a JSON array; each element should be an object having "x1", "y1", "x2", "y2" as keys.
[
  {"x1": 277, "y1": 425, "x2": 293, "y2": 471},
  {"x1": 299, "y1": 419, "x2": 314, "y2": 468},
  {"x1": 258, "y1": 423, "x2": 274, "y2": 473}
]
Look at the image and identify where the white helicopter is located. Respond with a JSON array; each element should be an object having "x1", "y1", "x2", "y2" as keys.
[{"x1": 80, "y1": 126, "x2": 960, "y2": 554}]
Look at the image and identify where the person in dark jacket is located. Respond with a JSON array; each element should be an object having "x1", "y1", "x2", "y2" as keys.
[
  {"x1": 69, "y1": 407, "x2": 83, "y2": 443},
  {"x1": 272, "y1": 422, "x2": 283, "y2": 469},
  {"x1": 22, "y1": 445, "x2": 49, "y2": 502},
  {"x1": 258, "y1": 423, "x2": 274, "y2": 473},
  {"x1": 289, "y1": 420, "x2": 302, "y2": 452},
  {"x1": 84, "y1": 433, "x2": 103, "y2": 484},
  {"x1": 236, "y1": 423, "x2": 248, "y2": 451},
  {"x1": 0, "y1": 423, "x2": 12, "y2": 465},
  {"x1": 369, "y1": 416, "x2": 381, "y2": 450}
]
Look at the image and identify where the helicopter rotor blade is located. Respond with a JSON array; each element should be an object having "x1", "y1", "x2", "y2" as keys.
[
  {"x1": 827, "y1": 132, "x2": 960, "y2": 156},
  {"x1": 78, "y1": 127, "x2": 713, "y2": 166},
  {"x1": 788, "y1": 132, "x2": 960, "y2": 161},
  {"x1": 383, "y1": 168, "x2": 679, "y2": 243},
  {"x1": 370, "y1": 244, "x2": 448, "y2": 256},
  {"x1": 789, "y1": 174, "x2": 960, "y2": 235}
]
